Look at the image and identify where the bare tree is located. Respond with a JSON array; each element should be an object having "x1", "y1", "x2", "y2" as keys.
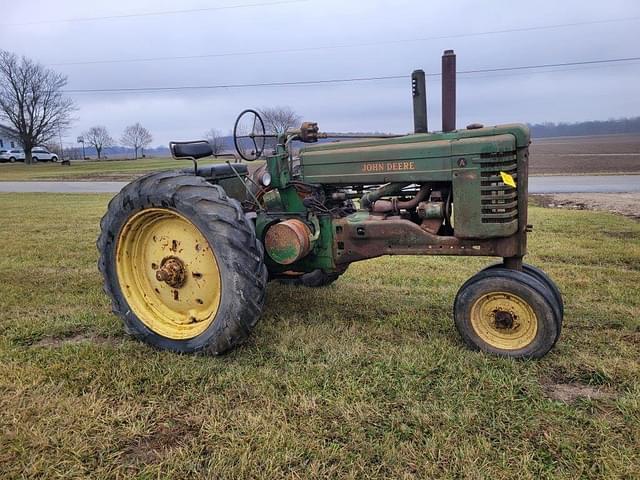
[
  {"x1": 260, "y1": 106, "x2": 301, "y2": 134},
  {"x1": 121, "y1": 123, "x2": 152, "y2": 160},
  {"x1": 0, "y1": 50, "x2": 75, "y2": 165},
  {"x1": 204, "y1": 128, "x2": 226, "y2": 157},
  {"x1": 83, "y1": 125, "x2": 114, "y2": 159}
]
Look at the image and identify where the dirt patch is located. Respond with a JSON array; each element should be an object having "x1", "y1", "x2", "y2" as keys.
[
  {"x1": 542, "y1": 382, "x2": 616, "y2": 403},
  {"x1": 33, "y1": 333, "x2": 120, "y2": 347},
  {"x1": 122, "y1": 419, "x2": 198, "y2": 464},
  {"x1": 621, "y1": 333, "x2": 640, "y2": 345},
  {"x1": 531, "y1": 193, "x2": 640, "y2": 220}
]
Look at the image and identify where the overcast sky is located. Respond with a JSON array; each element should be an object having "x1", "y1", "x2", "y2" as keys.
[{"x1": 1, "y1": 0, "x2": 639, "y2": 147}]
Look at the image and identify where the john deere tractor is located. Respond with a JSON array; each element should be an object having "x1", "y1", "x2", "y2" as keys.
[{"x1": 98, "y1": 50, "x2": 563, "y2": 359}]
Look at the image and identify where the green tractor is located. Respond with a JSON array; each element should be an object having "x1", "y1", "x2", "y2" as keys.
[{"x1": 98, "y1": 50, "x2": 563, "y2": 359}]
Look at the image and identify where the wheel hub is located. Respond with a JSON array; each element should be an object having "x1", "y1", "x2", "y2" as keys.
[
  {"x1": 493, "y1": 309, "x2": 515, "y2": 330},
  {"x1": 155, "y1": 256, "x2": 186, "y2": 288}
]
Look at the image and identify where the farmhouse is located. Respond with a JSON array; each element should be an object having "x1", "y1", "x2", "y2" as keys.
[{"x1": 0, "y1": 124, "x2": 19, "y2": 150}]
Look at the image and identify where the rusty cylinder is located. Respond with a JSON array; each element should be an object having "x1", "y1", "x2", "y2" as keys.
[
  {"x1": 442, "y1": 49, "x2": 456, "y2": 132},
  {"x1": 264, "y1": 219, "x2": 312, "y2": 265}
]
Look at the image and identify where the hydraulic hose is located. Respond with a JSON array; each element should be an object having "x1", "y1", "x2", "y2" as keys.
[
  {"x1": 360, "y1": 183, "x2": 410, "y2": 210},
  {"x1": 371, "y1": 184, "x2": 430, "y2": 213}
]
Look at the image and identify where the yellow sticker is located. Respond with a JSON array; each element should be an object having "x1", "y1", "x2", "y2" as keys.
[{"x1": 500, "y1": 171, "x2": 517, "y2": 188}]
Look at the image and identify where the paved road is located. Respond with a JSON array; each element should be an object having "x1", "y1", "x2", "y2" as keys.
[
  {"x1": 528, "y1": 175, "x2": 639, "y2": 194},
  {"x1": 0, "y1": 175, "x2": 638, "y2": 194}
]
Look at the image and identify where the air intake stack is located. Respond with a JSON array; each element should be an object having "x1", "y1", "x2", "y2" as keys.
[
  {"x1": 411, "y1": 69, "x2": 428, "y2": 133},
  {"x1": 442, "y1": 49, "x2": 456, "y2": 132}
]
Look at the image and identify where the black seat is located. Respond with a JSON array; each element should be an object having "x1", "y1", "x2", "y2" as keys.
[
  {"x1": 182, "y1": 162, "x2": 248, "y2": 179},
  {"x1": 170, "y1": 140, "x2": 213, "y2": 160}
]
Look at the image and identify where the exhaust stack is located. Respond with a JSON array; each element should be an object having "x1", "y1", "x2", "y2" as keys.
[
  {"x1": 411, "y1": 69, "x2": 428, "y2": 133},
  {"x1": 442, "y1": 49, "x2": 456, "y2": 132}
]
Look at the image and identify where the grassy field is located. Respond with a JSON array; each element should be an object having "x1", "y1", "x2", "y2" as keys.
[
  {"x1": 0, "y1": 194, "x2": 638, "y2": 478},
  {"x1": 0, "y1": 157, "x2": 213, "y2": 181}
]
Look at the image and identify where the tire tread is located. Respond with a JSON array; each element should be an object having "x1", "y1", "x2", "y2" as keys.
[{"x1": 97, "y1": 171, "x2": 267, "y2": 355}]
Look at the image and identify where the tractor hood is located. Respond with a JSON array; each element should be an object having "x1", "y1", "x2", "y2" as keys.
[{"x1": 299, "y1": 124, "x2": 530, "y2": 185}]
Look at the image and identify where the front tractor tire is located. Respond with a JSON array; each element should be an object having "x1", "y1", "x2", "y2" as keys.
[
  {"x1": 482, "y1": 262, "x2": 564, "y2": 317},
  {"x1": 454, "y1": 268, "x2": 562, "y2": 359},
  {"x1": 97, "y1": 171, "x2": 267, "y2": 355}
]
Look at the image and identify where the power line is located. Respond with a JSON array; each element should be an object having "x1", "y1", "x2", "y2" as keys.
[
  {"x1": 65, "y1": 75, "x2": 406, "y2": 93},
  {"x1": 451, "y1": 61, "x2": 640, "y2": 81},
  {"x1": 443, "y1": 57, "x2": 640, "y2": 76},
  {"x1": 63, "y1": 57, "x2": 640, "y2": 94},
  {"x1": 1, "y1": 0, "x2": 308, "y2": 27},
  {"x1": 48, "y1": 16, "x2": 640, "y2": 67}
]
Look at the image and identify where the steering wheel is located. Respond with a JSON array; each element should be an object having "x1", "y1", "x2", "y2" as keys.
[{"x1": 233, "y1": 109, "x2": 269, "y2": 161}]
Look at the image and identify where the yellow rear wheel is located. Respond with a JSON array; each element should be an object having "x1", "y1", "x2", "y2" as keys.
[
  {"x1": 97, "y1": 172, "x2": 267, "y2": 354},
  {"x1": 116, "y1": 208, "x2": 221, "y2": 340}
]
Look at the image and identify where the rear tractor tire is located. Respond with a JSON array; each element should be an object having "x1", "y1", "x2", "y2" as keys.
[
  {"x1": 97, "y1": 171, "x2": 267, "y2": 355},
  {"x1": 454, "y1": 267, "x2": 562, "y2": 359}
]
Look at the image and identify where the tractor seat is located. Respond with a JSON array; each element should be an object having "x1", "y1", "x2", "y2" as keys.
[{"x1": 182, "y1": 162, "x2": 248, "y2": 179}]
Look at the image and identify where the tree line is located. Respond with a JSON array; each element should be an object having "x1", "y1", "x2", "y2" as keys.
[
  {"x1": 0, "y1": 49, "x2": 158, "y2": 163},
  {"x1": 79, "y1": 123, "x2": 153, "y2": 160},
  {"x1": 528, "y1": 117, "x2": 640, "y2": 138}
]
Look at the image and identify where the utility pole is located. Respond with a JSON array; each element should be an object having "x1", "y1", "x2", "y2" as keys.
[
  {"x1": 77, "y1": 136, "x2": 85, "y2": 160},
  {"x1": 58, "y1": 128, "x2": 64, "y2": 161}
]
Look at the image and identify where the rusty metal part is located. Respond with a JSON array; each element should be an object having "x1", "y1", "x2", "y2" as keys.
[
  {"x1": 417, "y1": 201, "x2": 444, "y2": 219},
  {"x1": 333, "y1": 215, "x2": 519, "y2": 265},
  {"x1": 300, "y1": 122, "x2": 319, "y2": 143},
  {"x1": 417, "y1": 200, "x2": 445, "y2": 234},
  {"x1": 420, "y1": 218, "x2": 442, "y2": 234},
  {"x1": 155, "y1": 255, "x2": 187, "y2": 288},
  {"x1": 442, "y1": 49, "x2": 456, "y2": 132},
  {"x1": 503, "y1": 256, "x2": 523, "y2": 270},
  {"x1": 371, "y1": 185, "x2": 430, "y2": 213},
  {"x1": 264, "y1": 219, "x2": 312, "y2": 265},
  {"x1": 360, "y1": 183, "x2": 409, "y2": 210}
]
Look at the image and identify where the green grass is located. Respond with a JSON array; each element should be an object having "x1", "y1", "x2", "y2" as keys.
[
  {"x1": 0, "y1": 157, "x2": 210, "y2": 181},
  {"x1": 0, "y1": 194, "x2": 638, "y2": 478}
]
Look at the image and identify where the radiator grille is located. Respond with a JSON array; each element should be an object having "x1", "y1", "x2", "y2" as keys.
[{"x1": 477, "y1": 151, "x2": 518, "y2": 224}]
